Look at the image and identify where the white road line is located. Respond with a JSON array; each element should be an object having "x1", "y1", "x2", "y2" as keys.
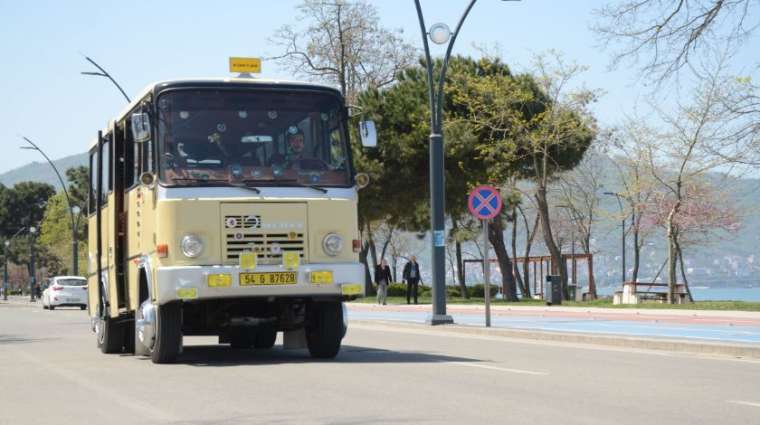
[
  {"x1": 727, "y1": 400, "x2": 760, "y2": 408},
  {"x1": 449, "y1": 361, "x2": 548, "y2": 376}
]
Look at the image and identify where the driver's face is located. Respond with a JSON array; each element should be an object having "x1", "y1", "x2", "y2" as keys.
[{"x1": 289, "y1": 135, "x2": 304, "y2": 153}]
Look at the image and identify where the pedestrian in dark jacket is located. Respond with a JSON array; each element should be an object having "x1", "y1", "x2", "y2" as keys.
[
  {"x1": 402, "y1": 256, "x2": 421, "y2": 304},
  {"x1": 375, "y1": 259, "x2": 392, "y2": 305}
]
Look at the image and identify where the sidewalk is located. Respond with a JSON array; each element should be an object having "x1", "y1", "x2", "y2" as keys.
[{"x1": 347, "y1": 302, "x2": 760, "y2": 347}]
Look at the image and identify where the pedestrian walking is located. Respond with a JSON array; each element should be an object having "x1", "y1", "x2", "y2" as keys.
[
  {"x1": 403, "y1": 255, "x2": 422, "y2": 304},
  {"x1": 375, "y1": 259, "x2": 392, "y2": 305}
]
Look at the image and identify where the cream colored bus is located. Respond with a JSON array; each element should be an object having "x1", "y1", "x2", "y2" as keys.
[{"x1": 87, "y1": 77, "x2": 372, "y2": 363}]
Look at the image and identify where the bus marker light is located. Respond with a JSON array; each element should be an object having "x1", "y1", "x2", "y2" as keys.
[
  {"x1": 341, "y1": 284, "x2": 362, "y2": 296},
  {"x1": 283, "y1": 252, "x2": 300, "y2": 270},
  {"x1": 240, "y1": 252, "x2": 257, "y2": 270},
  {"x1": 207, "y1": 274, "x2": 232, "y2": 288},
  {"x1": 176, "y1": 288, "x2": 197, "y2": 299},
  {"x1": 310, "y1": 271, "x2": 333, "y2": 284},
  {"x1": 157, "y1": 244, "x2": 169, "y2": 258}
]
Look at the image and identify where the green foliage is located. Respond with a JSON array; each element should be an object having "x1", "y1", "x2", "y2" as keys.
[
  {"x1": 354, "y1": 56, "x2": 530, "y2": 230},
  {"x1": 0, "y1": 181, "x2": 55, "y2": 238},
  {"x1": 38, "y1": 192, "x2": 87, "y2": 276},
  {"x1": 65, "y1": 166, "x2": 89, "y2": 212}
]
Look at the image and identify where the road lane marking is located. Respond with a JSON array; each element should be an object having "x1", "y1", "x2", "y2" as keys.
[
  {"x1": 449, "y1": 362, "x2": 548, "y2": 376},
  {"x1": 727, "y1": 400, "x2": 760, "y2": 408},
  {"x1": 349, "y1": 322, "x2": 760, "y2": 364}
]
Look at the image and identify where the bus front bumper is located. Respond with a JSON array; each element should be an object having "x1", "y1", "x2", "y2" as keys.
[{"x1": 154, "y1": 263, "x2": 365, "y2": 304}]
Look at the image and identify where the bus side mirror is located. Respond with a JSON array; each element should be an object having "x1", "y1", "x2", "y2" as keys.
[
  {"x1": 131, "y1": 113, "x2": 151, "y2": 143},
  {"x1": 359, "y1": 120, "x2": 377, "y2": 148}
]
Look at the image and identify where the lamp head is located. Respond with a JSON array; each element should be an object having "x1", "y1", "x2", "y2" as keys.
[
  {"x1": 72, "y1": 206, "x2": 81, "y2": 215},
  {"x1": 29, "y1": 226, "x2": 36, "y2": 235},
  {"x1": 428, "y1": 23, "x2": 451, "y2": 45}
]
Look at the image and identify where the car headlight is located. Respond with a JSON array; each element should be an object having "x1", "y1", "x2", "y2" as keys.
[
  {"x1": 322, "y1": 233, "x2": 343, "y2": 257},
  {"x1": 180, "y1": 234, "x2": 204, "y2": 258}
]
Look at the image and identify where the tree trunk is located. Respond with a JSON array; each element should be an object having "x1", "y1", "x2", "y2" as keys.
[
  {"x1": 456, "y1": 240, "x2": 467, "y2": 298},
  {"x1": 666, "y1": 205, "x2": 679, "y2": 304},
  {"x1": 511, "y1": 207, "x2": 528, "y2": 297},
  {"x1": 675, "y1": 239, "x2": 694, "y2": 303},
  {"x1": 452, "y1": 218, "x2": 468, "y2": 298},
  {"x1": 535, "y1": 187, "x2": 568, "y2": 299},
  {"x1": 488, "y1": 216, "x2": 518, "y2": 301},
  {"x1": 520, "y1": 207, "x2": 539, "y2": 297}
]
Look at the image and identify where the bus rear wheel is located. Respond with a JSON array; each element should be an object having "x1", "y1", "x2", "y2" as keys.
[
  {"x1": 305, "y1": 301, "x2": 343, "y2": 359},
  {"x1": 97, "y1": 315, "x2": 124, "y2": 354},
  {"x1": 150, "y1": 302, "x2": 182, "y2": 364}
]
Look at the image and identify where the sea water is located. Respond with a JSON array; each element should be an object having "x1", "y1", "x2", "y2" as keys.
[{"x1": 596, "y1": 286, "x2": 760, "y2": 302}]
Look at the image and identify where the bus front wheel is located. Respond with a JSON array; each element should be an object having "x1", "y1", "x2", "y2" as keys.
[
  {"x1": 150, "y1": 302, "x2": 182, "y2": 364},
  {"x1": 305, "y1": 301, "x2": 343, "y2": 359}
]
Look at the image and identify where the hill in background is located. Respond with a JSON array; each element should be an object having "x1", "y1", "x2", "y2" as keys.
[{"x1": 0, "y1": 152, "x2": 88, "y2": 189}]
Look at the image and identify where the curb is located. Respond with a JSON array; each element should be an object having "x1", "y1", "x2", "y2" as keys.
[{"x1": 351, "y1": 319, "x2": 760, "y2": 359}]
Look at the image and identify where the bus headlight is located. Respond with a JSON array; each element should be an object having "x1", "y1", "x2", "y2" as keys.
[
  {"x1": 180, "y1": 234, "x2": 204, "y2": 258},
  {"x1": 322, "y1": 233, "x2": 343, "y2": 257}
]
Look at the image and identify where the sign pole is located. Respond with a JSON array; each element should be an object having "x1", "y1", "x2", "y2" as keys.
[
  {"x1": 468, "y1": 185, "x2": 502, "y2": 329},
  {"x1": 483, "y1": 219, "x2": 491, "y2": 327}
]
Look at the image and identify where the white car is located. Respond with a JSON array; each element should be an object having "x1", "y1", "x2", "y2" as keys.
[{"x1": 42, "y1": 276, "x2": 88, "y2": 310}]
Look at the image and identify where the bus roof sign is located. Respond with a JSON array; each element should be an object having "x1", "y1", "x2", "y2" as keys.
[{"x1": 229, "y1": 57, "x2": 262, "y2": 74}]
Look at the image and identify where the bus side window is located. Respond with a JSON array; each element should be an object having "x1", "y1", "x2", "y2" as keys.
[
  {"x1": 141, "y1": 136, "x2": 153, "y2": 174},
  {"x1": 102, "y1": 136, "x2": 111, "y2": 205},
  {"x1": 122, "y1": 121, "x2": 136, "y2": 188},
  {"x1": 88, "y1": 150, "x2": 98, "y2": 214}
]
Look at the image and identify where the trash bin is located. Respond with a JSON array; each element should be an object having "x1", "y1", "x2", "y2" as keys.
[{"x1": 544, "y1": 275, "x2": 562, "y2": 306}]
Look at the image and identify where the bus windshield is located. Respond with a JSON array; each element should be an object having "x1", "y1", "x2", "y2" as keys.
[{"x1": 156, "y1": 89, "x2": 351, "y2": 187}]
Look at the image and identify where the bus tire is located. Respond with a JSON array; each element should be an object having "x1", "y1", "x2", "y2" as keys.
[
  {"x1": 254, "y1": 326, "x2": 277, "y2": 349},
  {"x1": 151, "y1": 302, "x2": 182, "y2": 364},
  {"x1": 306, "y1": 301, "x2": 343, "y2": 359},
  {"x1": 97, "y1": 316, "x2": 124, "y2": 354}
]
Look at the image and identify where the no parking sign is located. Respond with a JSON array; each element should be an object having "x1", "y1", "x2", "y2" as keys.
[
  {"x1": 468, "y1": 185, "x2": 503, "y2": 219},
  {"x1": 467, "y1": 185, "x2": 502, "y2": 328}
]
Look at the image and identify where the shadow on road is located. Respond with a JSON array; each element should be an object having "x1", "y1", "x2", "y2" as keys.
[{"x1": 177, "y1": 344, "x2": 480, "y2": 367}]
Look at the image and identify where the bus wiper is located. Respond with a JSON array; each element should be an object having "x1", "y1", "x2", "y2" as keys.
[
  {"x1": 229, "y1": 183, "x2": 260, "y2": 194},
  {"x1": 171, "y1": 177, "x2": 260, "y2": 193},
  {"x1": 171, "y1": 177, "x2": 229, "y2": 184},
  {"x1": 242, "y1": 178, "x2": 328, "y2": 194}
]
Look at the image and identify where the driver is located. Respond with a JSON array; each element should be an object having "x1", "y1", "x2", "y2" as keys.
[{"x1": 286, "y1": 129, "x2": 305, "y2": 167}]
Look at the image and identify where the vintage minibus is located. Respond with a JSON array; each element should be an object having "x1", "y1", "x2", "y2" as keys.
[{"x1": 87, "y1": 73, "x2": 373, "y2": 363}]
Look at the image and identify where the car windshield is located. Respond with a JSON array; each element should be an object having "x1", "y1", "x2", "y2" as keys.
[
  {"x1": 156, "y1": 89, "x2": 351, "y2": 187},
  {"x1": 58, "y1": 279, "x2": 86, "y2": 287}
]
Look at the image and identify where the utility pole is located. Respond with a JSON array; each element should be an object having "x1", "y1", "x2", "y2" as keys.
[
  {"x1": 3, "y1": 240, "x2": 9, "y2": 301},
  {"x1": 21, "y1": 137, "x2": 81, "y2": 275},
  {"x1": 29, "y1": 226, "x2": 37, "y2": 302}
]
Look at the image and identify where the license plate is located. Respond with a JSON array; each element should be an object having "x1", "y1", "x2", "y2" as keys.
[{"x1": 240, "y1": 272, "x2": 297, "y2": 286}]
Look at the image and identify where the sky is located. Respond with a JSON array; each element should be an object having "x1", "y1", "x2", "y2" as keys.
[{"x1": 0, "y1": 0, "x2": 756, "y2": 175}]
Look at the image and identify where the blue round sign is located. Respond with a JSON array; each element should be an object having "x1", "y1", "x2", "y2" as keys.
[{"x1": 468, "y1": 185, "x2": 503, "y2": 220}]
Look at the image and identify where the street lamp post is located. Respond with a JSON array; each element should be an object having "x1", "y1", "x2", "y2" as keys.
[
  {"x1": 413, "y1": 0, "x2": 488, "y2": 325},
  {"x1": 29, "y1": 226, "x2": 37, "y2": 302},
  {"x1": 413, "y1": 0, "x2": 475, "y2": 325},
  {"x1": 80, "y1": 55, "x2": 131, "y2": 103},
  {"x1": 3, "y1": 240, "x2": 9, "y2": 301},
  {"x1": 20, "y1": 137, "x2": 81, "y2": 276}
]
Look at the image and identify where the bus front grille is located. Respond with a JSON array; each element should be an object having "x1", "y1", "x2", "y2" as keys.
[{"x1": 224, "y1": 232, "x2": 305, "y2": 265}]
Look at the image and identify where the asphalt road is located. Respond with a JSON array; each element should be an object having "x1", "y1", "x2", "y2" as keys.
[{"x1": 2, "y1": 303, "x2": 760, "y2": 425}]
